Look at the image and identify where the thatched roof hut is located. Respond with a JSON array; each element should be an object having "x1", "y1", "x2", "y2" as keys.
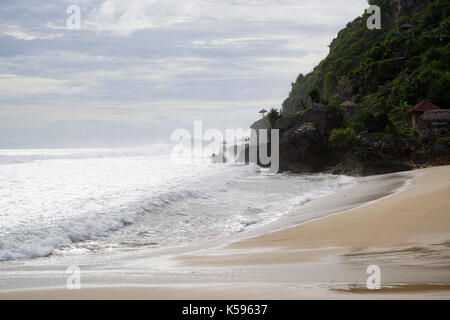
[
  {"x1": 399, "y1": 23, "x2": 413, "y2": 30},
  {"x1": 408, "y1": 100, "x2": 440, "y2": 112},
  {"x1": 340, "y1": 101, "x2": 357, "y2": 108},
  {"x1": 408, "y1": 100, "x2": 441, "y2": 129},
  {"x1": 420, "y1": 110, "x2": 450, "y2": 121}
]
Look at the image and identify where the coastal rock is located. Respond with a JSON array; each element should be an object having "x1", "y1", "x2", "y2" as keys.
[
  {"x1": 395, "y1": 136, "x2": 419, "y2": 157},
  {"x1": 279, "y1": 122, "x2": 330, "y2": 173},
  {"x1": 332, "y1": 148, "x2": 412, "y2": 176},
  {"x1": 274, "y1": 116, "x2": 299, "y2": 131},
  {"x1": 431, "y1": 138, "x2": 450, "y2": 166},
  {"x1": 299, "y1": 108, "x2": 328, "y2": 132},
  {"x1": 276, "y1": 106, "x2": 330, "y2": 131},
  {"x1": 358, "y1": 133, "x2": 419, "y2": 159},
  {"x1": 432, "y1": 140, "x2": 450, "y2": 157}
]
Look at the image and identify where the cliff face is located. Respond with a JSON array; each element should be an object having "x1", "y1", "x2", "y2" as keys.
[
  {"x1": 282, "y1": 0, "x2": 447, "y2": 116},
  {"x1": 252, "y1": 0, "x2": 450, "y2": 175},
  {"x1": 390, "y1": 0, "x2": 435, "y2": 17}
]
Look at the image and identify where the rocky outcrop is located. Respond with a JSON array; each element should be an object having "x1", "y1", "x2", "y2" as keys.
[
  {"x1": 248, "y1": 106, "x2": 339, "y2": 173},
  {"x1": 279, "y1": 122, "x2": 331, "y2": 173},
  {"x1": 272, "y1": 106, "x2": 346, "y2": 173},
  {"x1": 331, "y1": 133, "x2": 421, "y2": 175},
  {"x1": 431, "y1": 136, "x2": 450, "y2": 166},
  {"x1": 332, "y1": 148, "x2": 412, "y2": 176},
  {"x1": 389, "y1": 0, "x2": 435, "y2": 18},
  {"x1": 250, "y1": 105, "x2": 449, "y2": 176},
  {"x1": 246, "y1": 0, "x2": 449, "y2": 176}
]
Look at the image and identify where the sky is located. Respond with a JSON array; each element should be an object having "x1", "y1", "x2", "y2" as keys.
[{"x1": 0, "y1": 0, "x2": 368, "y2": 148}]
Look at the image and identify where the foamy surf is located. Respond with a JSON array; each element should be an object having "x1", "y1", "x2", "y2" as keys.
[{"x1": 0, "y1": 148, "x2": 354, "y2": 261}]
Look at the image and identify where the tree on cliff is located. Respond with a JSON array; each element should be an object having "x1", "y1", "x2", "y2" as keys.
[
  {"x1": 267, "y1": 108, "x2": 280, "y2": 129},
  {"x1": 308, "y1": 88, "x2": 321, "y2": 104}
]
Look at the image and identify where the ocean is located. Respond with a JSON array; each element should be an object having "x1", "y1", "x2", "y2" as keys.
[{"x1": 0, "y1": 147, "x2": 354, "y2": 261}]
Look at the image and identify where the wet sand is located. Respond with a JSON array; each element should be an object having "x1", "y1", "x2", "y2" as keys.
[
  {"x1": 2, "y1": 283, "x2": 450, "y2": 300},
  {"x1": 181, "y1": 166, "x2": 450, "y2": 267}
]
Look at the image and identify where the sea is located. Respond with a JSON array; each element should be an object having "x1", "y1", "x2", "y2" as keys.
[{"x1": 0, "y1": 147, "x2": 354, "y2": 261}]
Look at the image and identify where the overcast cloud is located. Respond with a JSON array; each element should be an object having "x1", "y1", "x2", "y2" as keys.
[{"x1": 0, "y1": 0, "x2": 368, "y2": 148}]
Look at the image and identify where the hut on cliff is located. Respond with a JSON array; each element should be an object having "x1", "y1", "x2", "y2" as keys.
[
  {"x1": 420, "y1": 110, "x2": 450, "y2": 129},
  {"x1": 399, "y1": 23, "x2": 413, "y2": 31},
  {"x1": 340, "y1": 101, "x2": 357, "y2": 108},
  {"x1": 407, "y1": 100, "x2": 440, "y2": 129},
  {"x1": 397, "y1": 23, "x2": 414, "y2": 40}
]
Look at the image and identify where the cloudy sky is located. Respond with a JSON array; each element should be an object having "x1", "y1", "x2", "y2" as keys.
[{"x1": 0, "y1": 0, "x2": 368, "y2": 148}]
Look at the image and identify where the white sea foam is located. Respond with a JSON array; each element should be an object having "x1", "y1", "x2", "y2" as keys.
[{"x1": 0, "y1": 145, "x2": 172, "y2": 165}]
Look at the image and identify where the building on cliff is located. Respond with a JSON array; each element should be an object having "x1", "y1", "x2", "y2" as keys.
[
  {"x1": 407, "y1": 100, "x2": 440, "y2": 129},
  {"x1": 420, "y1": 110, "x2": 450, "y2": 129}
]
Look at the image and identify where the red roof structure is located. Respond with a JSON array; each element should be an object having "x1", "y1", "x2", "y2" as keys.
[{"x1": 408, "y1": 100, "x2": 440, "y2": 113}]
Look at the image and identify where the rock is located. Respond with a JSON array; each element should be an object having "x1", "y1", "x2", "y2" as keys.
[
  {"x1": 395, "y1": 136, "x2": 419, "y2": 156},
  {"x1": 274, "y1": 106, "x2": 329, "y2": 131},
  {"x1": 299, "y1": 107, "x2": 329, "y2": 133},
  {"x1": 274, "y1": 117, "x2": 298, "y2": 130},
  {"x1": 358, "y1": 133, "x2": 378, "y2": 147},
  {"x1": 380, "y1": 141, "x2": 398, "y2": 157},
  {"x1": 431, "y1": 139, "x2": 450, "y2": 166},
  {"x1": 343, "y1": 105, "x2": 359, "y2": 123},
  {"x1": 432, "y1": 139, "x2": 450, "y2": 157},
  {"x1": 332, "y1": 148, "x2": 412, "y2": 176},
  {"x1": 278, "y1": 122, "x2": 330, "y2": 173}
]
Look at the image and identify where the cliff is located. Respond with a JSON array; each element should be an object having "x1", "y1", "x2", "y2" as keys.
[{"x1": 252, "y1": 0, "x2": 450, "y2": 175}]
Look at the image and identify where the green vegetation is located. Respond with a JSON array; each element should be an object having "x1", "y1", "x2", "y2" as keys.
[
  {"x1": 436, "y1": 136, "x2": 450, "y2": 145},
  {"x1": 267, "y1": 108, "x2": 281, "y2": 128},
  {"x1": 287, "y1": 106, "x2": 313, "y2": 119},
  {"x1": 281, "y1": 0, "x2": 450, "y2": 137},
  {"x1": 329, "y1": 128, "x2": 359, "y2": 151},
  {"x1": 324, "y1": 100, "x2": 344, "y2": 116},
  {"x1": 308, "y1": 88, "x2": 322, "y2": 104}
]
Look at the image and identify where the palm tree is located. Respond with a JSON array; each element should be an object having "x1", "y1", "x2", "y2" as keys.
[{"x1": 267, "y1": 108, "x2": 280, "y2": 129}]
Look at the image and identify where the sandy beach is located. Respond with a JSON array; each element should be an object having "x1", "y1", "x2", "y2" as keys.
[{"x1": 1, "y1": 165, "x2": 449, "y2": 300}]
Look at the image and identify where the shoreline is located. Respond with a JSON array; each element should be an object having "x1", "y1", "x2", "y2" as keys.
[
  {"x1": 178, "y1": 166, "x2": 448, "y2": 267},
  {"x1": 1, "y1": 165, "x2": 449, "y2": 299}
]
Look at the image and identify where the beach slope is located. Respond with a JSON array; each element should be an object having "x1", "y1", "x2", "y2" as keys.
[{"x1": 1, "y1": 165, "x2": 449, "y2": 299}]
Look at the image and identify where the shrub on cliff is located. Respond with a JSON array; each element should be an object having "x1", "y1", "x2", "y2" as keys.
[
  {"x1": 330, "y1": 128, "x2": 358, "y2": 151},
  {"x1": 436, "y1": 137, "x2": 450, "y2": 145},
  {"x1": 308, "y1": 88, "x2": 321, "y2": 104}
]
